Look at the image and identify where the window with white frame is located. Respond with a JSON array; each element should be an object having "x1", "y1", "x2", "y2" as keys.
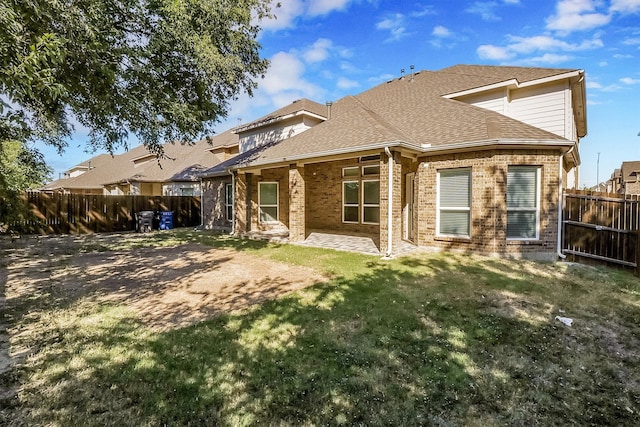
[
  {"x1": 343, "y1": 181, "x2": 359, "y2": 223},
  {"x1": 507, "y1": 166, "x2": 540, "y2": 239},
  {"x1": 362, "y1": 180, "x2": 380, "y2": 224},
  {"x1": 437, "y1": 168, "x2": 471, "y2": 237},
  {"x1": 258, "y1": 182, "x2": 278, "y2": 223},
  {"x1": 225, "y1": 183, "x2": 233, "y2": 222},
  {"x1": 342, "y1": 165, "x2": 380, "y2": 224}
]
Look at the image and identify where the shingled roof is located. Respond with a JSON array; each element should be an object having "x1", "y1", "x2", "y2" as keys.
[
  {"x1": 203, "y1": 64, "x2": 578, "y2": 174},
  {"x1": 621, "y1": 161, "x2": 640, "y2": 182},
  {"x1": 43, "y1": 129, "x2": 239, "y2": 191}
]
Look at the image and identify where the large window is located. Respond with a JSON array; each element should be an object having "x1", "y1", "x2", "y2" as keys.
[
  {"x1": 225, "y1": 183, "x2": 233, "y2": 222},
  {"x1": 437, "y1": 168, "x2": 471, "y2": 237},
  {"x1": 343, "y1": 181, "x2": 359, "y2": 223},
  {"x1": 507, "y1": 166, "x2": 540, "y2": 239},
  {"x1": 259, "y1": 182, "x2": 278, "y2": 223},
  {"x1": 342, "y1": 165, "x2": 380, "y2": 224},
  {"x1": 362, "y1": 180, "x2": 380, "y2": 224}
]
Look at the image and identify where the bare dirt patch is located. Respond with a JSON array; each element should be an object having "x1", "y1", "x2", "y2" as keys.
[{"x1": 2, "y1": 235, "x2": 328, "y2": 332}]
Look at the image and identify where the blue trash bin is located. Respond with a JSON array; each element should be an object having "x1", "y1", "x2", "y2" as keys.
[{"x1": 159, "y1": 211, "x2": 173, "y2": 230}]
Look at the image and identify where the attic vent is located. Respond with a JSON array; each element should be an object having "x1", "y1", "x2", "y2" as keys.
[{"x1": 360, "y1": 155, "x2": 381, "y2": 162}]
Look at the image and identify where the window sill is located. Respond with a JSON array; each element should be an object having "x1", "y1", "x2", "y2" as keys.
[
  {"x1": 506, "y1": 239, "x2": 542, "y2": 246},
  {"x1": 435, "y1": 235, "x2": 471, "y2": 243}
]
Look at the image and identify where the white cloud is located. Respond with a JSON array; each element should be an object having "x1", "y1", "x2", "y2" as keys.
[
  {"x1": 477, "y1": 33, "x2": 602, "y2": 61},
  {"x1": 410, "y1": 5, "x2": 437, "y2": 17},
  {"x1": 337, "y1": 77, "x2": 360, "y2": 90},
  {"x1": 613, "y1": 53, "x2": 634, "y2": 58},
  {"x1": 307, "y1": 0, "x2": 351, "y2": 15},
  {"x1": 303, "y1": 38, "x2": 333, "y2": 63},
  {"x1": 599, "y1": 61, "x2": 608, "y2": 66},
  {"x1": 506, "y1": 34, "x2": 603, "y2": 53},
  {"x1": 368, "y1": 73, "x2": 396, "y2": 84},
  {"x1": 477, "y1": 44, "x2": 513, "y2": 60},
  {"x1": 432, "y1": 25, "x2": 452, "y2": 37},
  {"x1": 545, "y1": 0, "x2": 611, "y2": 34},
  {"x1": 610, "y1": 0, "x2": 640, "y2": 13},
  {"x1": 623, "y1": 37, "x2": 640, "y2": 45},
  {"x1": 260, "y1": 0, "x2": 353, "y2": 30},
  {"x1": 260, "y1": 0, "x2": 305, "y2": 30},
  {"x1": 620, "y1": 77, "x2": 640, "y2": 84},
  {"x1": 587, "y1": 81, "x2": 603, "y2": 89},
  {"x1": 260, "y1": 52, "x2": 322, "y2": 101},
  {"x1": 376, "y1": 13, "x2": 408, "y2": 41},
  {"x1": 466, "y1": 1, "x2": 502, "y2": 22},
  {"x1": 526, "y1": 53, "x2": 573, "y2": 64}
]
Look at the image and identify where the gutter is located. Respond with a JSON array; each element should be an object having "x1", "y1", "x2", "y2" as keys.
[
  {"x1": 384, "y1": 146, "x2": 393, "y2": 258},
  {"x1": 557, "y1": 145, "x2": 576, "y2": 260},
  {"x1": 198, "y1": 177, "x2": 204, "y2": 229}
]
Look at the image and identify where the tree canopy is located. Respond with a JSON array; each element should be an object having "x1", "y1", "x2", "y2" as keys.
[{"x1": 0, "y1": 0, "x2": 272, "y2": 161}]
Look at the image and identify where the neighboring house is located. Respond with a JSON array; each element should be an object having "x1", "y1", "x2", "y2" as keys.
[
  {"x1": 200, "y1": 64, "x2": 587, "y2": 260},
  {"x1": 612, "y1": 161, "x2": 640, "y2": 196},
  {"x1": 42, "y1": 130, "x2": 239, "y2": 196},
  {"x1": 606, "y1": 169, "x2": 622, "y2": 193}
]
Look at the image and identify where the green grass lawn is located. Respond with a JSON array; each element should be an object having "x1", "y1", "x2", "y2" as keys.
[{"x1": 1, "y1": 230, "x2": 639, "y2": 426}]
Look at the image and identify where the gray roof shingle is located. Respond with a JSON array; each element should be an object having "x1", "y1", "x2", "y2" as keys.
[{"x1": 212, "y1": 65, "x2": 576, "y2": 172}]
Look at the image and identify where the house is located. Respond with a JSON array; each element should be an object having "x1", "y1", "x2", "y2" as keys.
[
  {"x1": 610, "y1": 161, "x2": 640, "y2": 195},
  {"x1": 200, "y1": 64, "x2": 587, "y2": 260},
  {"x1": 42, "y1": 130, "x2": 239, "y2": 196}
]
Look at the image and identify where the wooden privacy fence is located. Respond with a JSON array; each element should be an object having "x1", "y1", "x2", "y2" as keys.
[
  {"x1": 562, "y1": 189, "x2": 640, "y2": 269},
  {"x1": 7, "y1": 192, "x2": 201, "y2": 234}
]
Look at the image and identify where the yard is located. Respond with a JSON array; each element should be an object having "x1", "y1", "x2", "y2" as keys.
[{"x1": 1, "y1": 230, "x2": 639, "y2": 425}]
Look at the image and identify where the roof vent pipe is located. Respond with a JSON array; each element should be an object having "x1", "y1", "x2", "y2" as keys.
[
  {"x1": 410, "y1": 65, "x2": 415, "y2": 82},
  {"x1": 325, "y1": 101, "x2": 333, "y2": 119},
  {"x1": 400, "y1": 68, "x2": 405, "y2": 80}
]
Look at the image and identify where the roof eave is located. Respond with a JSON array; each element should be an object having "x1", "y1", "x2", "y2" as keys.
[
  {"x1": 232, "y1": 110, "x2": 327, "y2": 134},
  {"x1": 443, "y1": 70, "x2": 583, "y2": 99}
]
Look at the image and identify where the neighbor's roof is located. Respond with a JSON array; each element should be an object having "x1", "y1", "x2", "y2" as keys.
[
  {"x1": 621, "y1": 161, "x2": 640, "y2": 182},
  {"x1": 204, "y1": 64, "x2": 580, "y2": 174},
  {"x1": 43, "y1": 129, "x2": 239, "y2": 190}
]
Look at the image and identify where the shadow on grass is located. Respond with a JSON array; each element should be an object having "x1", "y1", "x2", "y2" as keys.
[{"x1": 4, "y1": 248, "x2": 640, "y2": 426}]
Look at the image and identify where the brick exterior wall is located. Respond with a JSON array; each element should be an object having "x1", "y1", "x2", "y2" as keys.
[
  {"x1": 202, "y1": 176, "x2": 232, "y2": 231},
  {"x1": 623, "y1": 180, "x2": 640, "y2": 195},
  {"x1": 414, "y1": 149, "x2": 561, "y2": 259},
  {"x1": 249, "y1": 167, "x2": 290, "y2": 232},
  {"x1": 305, "y1": 159, "x2": 380, "y2": 245},
  {"x1": 214, "y1": 148, "x2": 562, "y2": 260}
]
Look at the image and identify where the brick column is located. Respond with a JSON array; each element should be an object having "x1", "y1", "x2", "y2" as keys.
[
  {"x1": 380, "y1": 150, "x2": 403, "y2": 255},
  {"x1": 234, "y1": 173, "x2": 248, "y2": 233},
  {"x1": 288, "y1": 164, "x2": 306, "y2": 241},
  {"x1": 391, "y1": 151, "x2": 403, "y2": 252}
]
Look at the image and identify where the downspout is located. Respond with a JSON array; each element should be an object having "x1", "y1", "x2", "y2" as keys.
[
  {"x1": 230, "y1": 171, "x2": 236, "y2": 235},
  {"x1": 384, "y1": 146, "x2": 393, "y2": 258},
  {"x1": 557, "y1": 145, "x2": 575, "y2": 260},
  {"x1": 199, "y1": 177, "x2": 204, "y2": 229}
]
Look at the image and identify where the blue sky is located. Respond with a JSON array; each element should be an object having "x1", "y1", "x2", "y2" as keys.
[{"x1": 40, "y1": 0, "x2": 640, "y2": 187}]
